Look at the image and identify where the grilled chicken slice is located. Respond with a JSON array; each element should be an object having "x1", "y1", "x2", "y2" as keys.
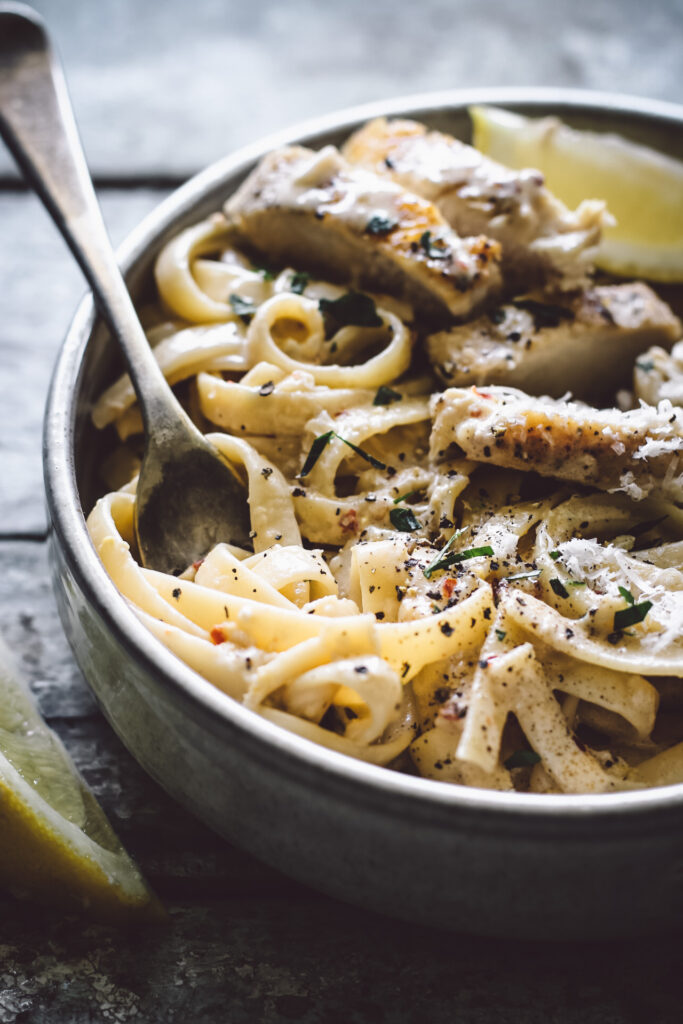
[
  {"x1": 427, "y1": 283, "x2": 681, "y2": 402},
  {"x1": 634, "y1": 340, "x2": 683, "y2": 408},
  {"x1": 430, "y1": 386, "x2": 683, "y2": 502},
  {"x1": 224, "y1": 144, "x2": 501, "y2": 324},
  {"x1": 343, "y1": 118, "x2": 607, "y2": 294}
]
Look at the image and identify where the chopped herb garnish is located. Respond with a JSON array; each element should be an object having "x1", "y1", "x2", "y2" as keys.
[
  {"x1": 549, "y1": 550, "x2": 561, "y2": 561},
  {"x1": 635, "y1": 358, "x2": 655, "y2": 373},
  {"x1": 550, "y1": 578, "x2": 569, "y2": 599},
  {"x1": 567, "y1": 581, "x2": 587, "y2": 588},
  {"x1": 300, "y1": 431, "x2": 386, "y2": 476},
  {"x1": 504, "y1": 749, "x2": 541, "y2": 770},
  {"x1": 229, "y1": 293, "x2": 257, "y2": 323},
  {"x1": 422, "y1": 528, "x2": 467, "y2": 578},
  {"x1": 419, "y1": 230, "x2": 451, "y2": 260},
  {"x1": 373, "y1": 385, "x2": 402, "y2": 406},
  {"x1": 489, "y1": 308, "x2": 506, "y2": 325},
  {"x1": 336, "y1": 436, "x2": 386, "y2": 471},
  {"x1": 319, "y1": 291, "x2": 382, "y2": 334},
  {"x1": 299, "y1": 431, "x2": 334, "y2": 476},
  {"x1": 453, "y1": 545, "x2": 494, "y2": 562},
  {"x1": 425, "y1": 544, "x2": 494, "y2": 576},
  {"x1": 618, "y1": 586, "x2": 635, "y2": 606},
  {"x1": 614, "y1": 601, "x2": 652, "y2": 631},
  {"x1": 365, "y1": 213, "x2": 398, "y2": 236},
  {"x1": 390, "y1": 507, "x2": 421, "y2": 532},
  {"x1": 505, "y1": 569, "x2": 542, "y2": 582},
  {"x1": 393, "y1": 488, "x2": 421, "y2": 505},
  {"x1": 289, "y1": 270, "x2": 310, "y2": 295},
  {"x1": 253, "y1": 264, "x2": 275, "y2": 281},
  {"x1": 495, "y1": 629, "x2": 507, "y2": 641}
]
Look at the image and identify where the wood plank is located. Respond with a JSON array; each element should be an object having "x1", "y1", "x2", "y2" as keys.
[
  {"x1": 0, "y1": 0, "x2": 679, "y2": 179},
  {"x1": 0, "y1": 896, "x2": 681, "y2": 1023},
  {"x1": 0, "y1": 190, "x2": 169, "y2": 536}
]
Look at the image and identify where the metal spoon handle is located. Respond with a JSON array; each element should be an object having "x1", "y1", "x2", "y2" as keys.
[{"x1": 0, "y1": 3, "x2": 186, "y2": 435}]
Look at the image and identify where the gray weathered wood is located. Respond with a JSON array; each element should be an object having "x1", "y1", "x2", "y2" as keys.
[
  {"x1": 0, "y1": 896, "x2": 681, "y2": 1024},
  {"x1": 0, "y1": 0, "x2": 680, "y2": 180},
  {"x1": 0, "y1": 190, "x2": 168, "y2": 535}
]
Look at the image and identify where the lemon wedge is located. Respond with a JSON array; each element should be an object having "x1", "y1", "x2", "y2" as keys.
[
  {"x1": 0, "y1": 634, "x2": 163, "y2": 922},
  {"x1": 470, "y1": 104, "x2": 683, "y2": 282}
]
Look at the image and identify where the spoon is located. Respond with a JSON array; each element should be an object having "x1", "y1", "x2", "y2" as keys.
[{"x1": 0, "y1": 3, "x2": 251, "y2": 574}]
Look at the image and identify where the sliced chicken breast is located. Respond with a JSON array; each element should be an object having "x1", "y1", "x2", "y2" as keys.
[
  {"x1": 430, "y1": 385, "x2": 683, "y2": 501},
  {"x1": 343, "y1": 117, "x2": 607, "y2": 294},
  {"x1": 427, "y1": 283, "x2": 681, "y2": 402},
  {"x1": 225, "y1": 144, "x2": 501, "y2": 324}
]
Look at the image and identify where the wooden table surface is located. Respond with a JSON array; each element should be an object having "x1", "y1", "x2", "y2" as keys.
[{"x1": 1, "y1": 1, "x2": 682, "y2": 1020}]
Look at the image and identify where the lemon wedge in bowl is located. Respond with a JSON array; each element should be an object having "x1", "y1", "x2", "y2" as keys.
[
  {"x1": 470, "y1": 104, "x2": 683, "y2": 282},
  {"x1": 0, "y1": 634, "x2": 163, "y2": 922}
]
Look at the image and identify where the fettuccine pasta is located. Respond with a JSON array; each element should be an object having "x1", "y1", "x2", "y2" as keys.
[{"x1": 87, "y1": 115, "x2": 683, "y2": 795}]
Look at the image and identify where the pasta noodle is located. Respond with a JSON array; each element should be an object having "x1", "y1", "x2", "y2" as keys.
[{"x1": 87, "y1": 117, "x2": 683, "y2": 795}]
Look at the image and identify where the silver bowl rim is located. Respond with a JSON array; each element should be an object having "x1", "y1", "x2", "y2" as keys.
[{"x1": 44, "y1": 85, "x2": 683, "y2": 830}]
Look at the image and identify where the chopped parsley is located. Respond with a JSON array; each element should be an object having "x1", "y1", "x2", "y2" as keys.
[
  {"x1": 635, "y1": 358, "x2": 655, "y2": 373},
  {"x1": 549, "y1": 550, "x2": 561, "y2": 561},
  {"x1": 614, "y1": 601, "x2": 652, "y2": 632},
  {"x1": 422, "y1": 528, "x2": 467, "y2": 578},
  {"x1": 229, "y1": 294, "x2": 257, "y2": 323},
  {"x1": 424, "y1": 542, "x2": 494, "y2": 577},
  {"x1": 336, "y1": 436, "x2": 386, "y2": 470},
  {"x1": 618, "y1": 586, "x2": 635, "y2": 606},
  {"x1": 319, "y1": 291, "x2": 383, "y2": 334},
  {"x1": 252, "y1": 264, "x2": 275, "y2": 281},
  {"x1": 373, "y1": 385, "x2": 402, "y2": 406},
  {"x1": 365, "y1": 214, "x2": 398, "y2": 236},
  {"x1": 419, "y1": 230, "x2": 451, "y2": 260},
  {"x1": 567, "y1": 581, "x2": 587, "y2": 588},
  {"x1": 489, "y1": 308, "x2": 507, "y2": 325},
  {"x1": 299, "y1": 431, "x2": 334, "y2": 476},
  {"x1": 299, "y1": 431, "x2": 386, "y2": 476},
  {"x1": 505, "y1": 569, "x2": 542, "y2": 582},
  {"x1": 390, "y1": 507, "x2": 421, "y2": 532},
  {"x1": 549, "y1": 578, "x2": 569, "y2": 599},
  {"x1": 495, "y1": 629, "x2": 507, "y2": 641},
  {"x1": 504, "y1": 749, "x2": 541, "y2": 769},
  {"x1": 289, "y1": 270, "x2": 310, "y2": 295},
  {"x1": 454, "y1": 545, "x2": 494, "y2": 562},
  {"x1": 392, "y1": 488, "x2": 421, "y2": 505}
]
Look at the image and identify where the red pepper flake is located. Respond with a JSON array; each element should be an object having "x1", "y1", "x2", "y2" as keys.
[
  {"x1": 443, "y1": 578, "x2": 457, "y2": 600},
  {"x1": 210, "y1": 626, "x2": 226, "y2": 645},
  {"x1": 192, "y1": 559, "x2": 204, "y2": 571},
  {"x1": 339, "y1": 509, "x2": 359, "y2": 534},
  {"x1": 472, "y1": 387, "x2": 492, "y2": 399}
]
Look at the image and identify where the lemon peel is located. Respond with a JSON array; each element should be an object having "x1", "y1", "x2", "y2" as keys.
[
  {"x1": 0, "y1": 634, "x2": 163, "y2": 922},
  {"x1": 470, "y1": 104, "x2": 683, "y2": 282}
]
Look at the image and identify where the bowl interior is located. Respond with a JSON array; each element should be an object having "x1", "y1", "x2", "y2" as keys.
[{"x1": 57, "y1": 88, "x2": 683, "y2": 821}]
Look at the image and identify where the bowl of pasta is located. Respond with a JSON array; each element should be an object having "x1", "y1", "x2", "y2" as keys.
[{"x1": 44, "y1": 87, "x2": 683, "y2": 938}]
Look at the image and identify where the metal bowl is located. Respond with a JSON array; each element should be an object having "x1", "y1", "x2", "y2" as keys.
[{"x1": 44, "y1": 88, "x2": 683, "y2": 939}]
